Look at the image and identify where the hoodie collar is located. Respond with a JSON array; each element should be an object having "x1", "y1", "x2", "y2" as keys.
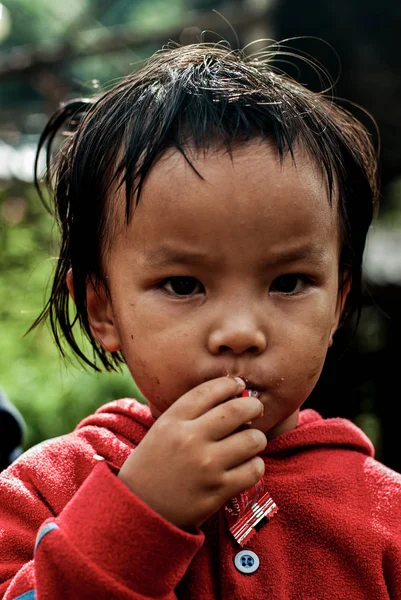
[
  {"x1": 263, "y1": 408, "x2": 374, "y2": 458},
  {"x1": 77, "y1": 400, "x2": 374, "y2": 459}
]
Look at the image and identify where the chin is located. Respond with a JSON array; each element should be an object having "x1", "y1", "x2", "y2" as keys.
[{"x1": 261, "y1": 410, "x2": 300, "y2": 441}]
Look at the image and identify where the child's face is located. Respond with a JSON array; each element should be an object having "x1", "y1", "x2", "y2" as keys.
[{"x1": 88, "y1": 141, "x2": 348, "y2": 439}]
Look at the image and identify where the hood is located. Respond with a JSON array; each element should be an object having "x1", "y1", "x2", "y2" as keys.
[
  {"x1": 76, "y1": 400, "x2": 374, "y2": 459},
  {"x1": 76, "y1": 398, "x2": 155, "y2": 447},
  {"x1": 262, "y1": 408, "x2": 374, "y2": 458}
]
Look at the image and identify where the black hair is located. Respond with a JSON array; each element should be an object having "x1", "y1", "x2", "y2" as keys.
[{"x1": 32, "y1": 42, "x2": 379, "y2": 371}]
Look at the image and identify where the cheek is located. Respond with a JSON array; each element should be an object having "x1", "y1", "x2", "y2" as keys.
[
  {"x1": 117, "y1": 317, "x2": 199, "y2": 411},
  {"x1": 273, "y1": 349, "x2": 326, "y2": 413},
  {"x1": 283, "y1": 347, "x2": 327, "y2": 387},
  {"x1": 279, "y1": 304, "x2": 335, "y2": 387},
  {"x1": 123, "y1": 347, "x2": 173, "y2": 412},
  {"x1": 305, "y1": 358, "x2": 325, "y2": 382}
]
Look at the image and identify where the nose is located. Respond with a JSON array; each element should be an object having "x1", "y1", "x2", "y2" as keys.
[{"x1": 207, "y1": 308, "x2": 267, "y2": 356}]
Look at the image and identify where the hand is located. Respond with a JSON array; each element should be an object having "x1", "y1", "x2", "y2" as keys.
[{"x1": 118, "y1": 376, "x2": 266, "y2": 530}]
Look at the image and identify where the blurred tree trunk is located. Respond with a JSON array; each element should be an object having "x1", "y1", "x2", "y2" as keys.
[
  {"x1": 273, "y1": 0, "x2": 401, "y2": 471},
  {"x1": 273, "y1": 0, "x2": 401, "y2": 187}
]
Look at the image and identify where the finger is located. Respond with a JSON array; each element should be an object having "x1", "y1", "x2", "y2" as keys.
[
  {"x1": 215, "y1": 428, "x2": 267, "y2": 469},
  {"x1": 222, "y1": 456, "x2": 266, "y2": 499},
  {"x1": 201, "y1": 396, "x2": 264, "y2": 441},
  {"x1": 168, "y1": 376, "x2": 246, "y2": 420}
]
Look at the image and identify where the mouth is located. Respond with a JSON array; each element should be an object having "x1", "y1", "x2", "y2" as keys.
[
  {"x1": 235, "y1": 375, "x2": 264, "y2": 400},
  {"x1": 203, "y1": 373, "x2": 265, "y2": 400}
]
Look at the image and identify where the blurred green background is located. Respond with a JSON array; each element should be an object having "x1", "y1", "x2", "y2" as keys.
[{"x1": 1, "y1": 0, "x2": 401, "y2": 468}]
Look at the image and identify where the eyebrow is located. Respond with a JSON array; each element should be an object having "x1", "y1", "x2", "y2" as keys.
[
  {"x1": 265, "y1": 245, "x2": 329, "y2": 267},
  {"x1": 142, "y1": 248, "x2": 216, "y2": 267},
  {"x1": 141, "y1": 244, "x2": 329, "y2": 268}
]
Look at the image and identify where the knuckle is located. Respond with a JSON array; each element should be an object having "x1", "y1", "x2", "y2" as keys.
[
  {"x1": 154, "y1": 415, "x2": 172, "y2": 437},
  {"x1": 158, "y1": 418, "x2": 195, "y2": 450},
  {"x1": 249, "y1": 398, "x2": 263, "y2": 415},
  {"x1": 198, "y1": 453, "x2": 214, "y2": 473},
  {"x1": 241, "y1": 428, "x2": 254, "y2": 447},
  {"x1": 250, "y1": 429, "x2": 268, "y2": 450},
  {"x1": 195, "y1": 386, "x2": 209, "y2": 401},
  {"x1": 242, "y1": 428, "x2": 265, "y2": 451},
  {"x1": 231, "y1": 397, "x2": 260, "y2": 420},
  {"x1": 249, "y1": 456, "x2": 265, "y2": 480},
  {"x1": 178, "y1": 427, "x2": 197, "y2": 452},
  {"x1": 227, "y1": 400, "x2": 243, "y2": 419},
  {"x1": 157, "y1": 413, "x2": 173, "y2": 429}
]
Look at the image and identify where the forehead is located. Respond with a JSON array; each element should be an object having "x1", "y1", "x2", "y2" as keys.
[{"x1": 111, "y1": 141, "x2": 339, "y2": 263}]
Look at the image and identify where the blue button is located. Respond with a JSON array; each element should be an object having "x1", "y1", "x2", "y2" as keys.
[{"x1": 234, "y1": 550, "x2": 260, "y2": 574}]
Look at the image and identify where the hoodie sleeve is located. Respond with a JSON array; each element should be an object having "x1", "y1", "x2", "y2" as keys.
[
  {"x1": 0, "y1": 461, "x2": 204, "y2": 599},
  {"x1": 383, "y1": 543, "x2": 401, "y2": 600}
]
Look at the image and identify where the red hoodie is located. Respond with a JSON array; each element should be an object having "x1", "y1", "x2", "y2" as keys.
[{"x1": 1, "y1": 399, "x2": 401, "y2": 599}]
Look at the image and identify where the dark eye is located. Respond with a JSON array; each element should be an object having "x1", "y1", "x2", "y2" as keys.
[
  {"x1": 270, "y1": 274, "x2": 308, "y2": 295},
  {"x1": 162, "y1": 276, "x2": 203, "y2": 296}
]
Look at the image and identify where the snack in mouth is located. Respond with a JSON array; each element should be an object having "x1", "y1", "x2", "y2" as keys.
[
  {"x1": 241, "y1": 388, "x2": 264, "y2": 423},
  {"x1": 241, "y1": 389, "x2": 260, "y2": 398}
]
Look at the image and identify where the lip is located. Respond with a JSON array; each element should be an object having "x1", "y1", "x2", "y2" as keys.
[
  {"x1": 201, "y1": 373, "x2": 265, "y2": 397},
  {"x1": 236, "y1": 376, "x2": 264, "y2": 392}
]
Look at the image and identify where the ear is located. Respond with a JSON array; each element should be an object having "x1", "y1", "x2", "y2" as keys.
[
  {"x1": 328, "y1": 272, "x2": 352, "y2": 348},
  {"x1": 66, "y1": 270, "x2": 122, "y2": 352}
]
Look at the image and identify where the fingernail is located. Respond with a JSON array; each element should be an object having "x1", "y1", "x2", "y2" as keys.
[{"x1": 234, "y1": 376, "x2": 246, "y2": 388}]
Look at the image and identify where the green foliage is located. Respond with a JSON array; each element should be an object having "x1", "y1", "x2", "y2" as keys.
[
  {"x1": 129, "y1": 0, "x2": 184, "y2": 31},
  {"x1": 0, "y1": 0, "x2": 185, "y2": 451},
  {"x1": 0, "y1": 0, "x2": 184, "y2": 113},
  {"x1": 2, "y1": 0, "x2": 87, "y2": 47},
  {"x1": 0, "y1": 182, "x2": 143, "y2": 451}
]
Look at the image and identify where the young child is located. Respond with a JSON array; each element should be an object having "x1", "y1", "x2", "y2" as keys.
[{"x1": 1, "y1": 42, "x2": 400, "y2": 600}]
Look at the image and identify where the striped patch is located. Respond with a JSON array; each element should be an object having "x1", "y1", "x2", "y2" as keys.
[
  {"x1": 225, "y1": 490, "x2": 278, "y2": 547},
  {"x1": 232, "y1": 496, "x2": 278, "y2": 546}
]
